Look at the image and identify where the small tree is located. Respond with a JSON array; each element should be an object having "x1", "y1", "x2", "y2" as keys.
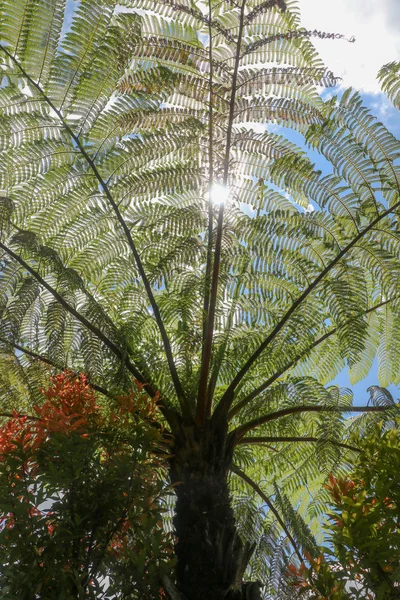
[
  {"x1": 0, "y1": 372, "x2": 173, "y2": 598},
  {"x1": 324, "y1": 417, "x2": 400, "y2": 599},
  {"x1": 287, "y1": 412, "x2": 400, "y2": 600}
]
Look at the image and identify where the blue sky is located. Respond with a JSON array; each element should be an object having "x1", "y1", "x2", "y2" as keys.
[
  {"x1": 280, "y1": 94, "x2": 399, "y2": 405},
  {"x1": 332, "y1": 357, "x2": 398, "y2": 407},
  {"x1": 283, "y1": 0, "x2": 400, "y2": 404}
]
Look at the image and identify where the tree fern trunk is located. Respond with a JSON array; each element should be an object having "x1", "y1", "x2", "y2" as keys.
[{"x1": 169, "y1": 424, "x2": 261, "y2": 600}]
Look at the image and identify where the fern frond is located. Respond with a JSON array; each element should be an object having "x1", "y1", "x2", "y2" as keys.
[{"x1": 378, "y1": 61, "x2": 400, "y2": 109}]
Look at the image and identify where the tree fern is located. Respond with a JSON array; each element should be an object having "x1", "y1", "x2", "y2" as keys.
[{"x1": 0, "y1": 1, "x2": 399, "y2": 598}]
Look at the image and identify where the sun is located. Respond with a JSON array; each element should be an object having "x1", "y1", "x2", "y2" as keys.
[{"x1": 209, "y1": 184, "x2": 229, "y2": 205}]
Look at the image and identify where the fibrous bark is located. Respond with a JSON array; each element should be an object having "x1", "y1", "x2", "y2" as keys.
[{"x1": 168, "y1": 421, "x2": 261, "y2": 600}]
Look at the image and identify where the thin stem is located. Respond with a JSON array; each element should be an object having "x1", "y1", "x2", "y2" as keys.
[
  {"x1": 195, "y1": 0, "x2": 247, "y2": 426},
  {"x1": 206, "y1": 264, "x2": 248, "y2": 409},
  {"x1": 232, "y1": 405, "x2": 390, "y2": 441},
  {"x1": 231, "y1": 464, "x2": 303, "y2": 563},
  {"x1": 237, "y1": 436, "x2": 361, "y2": 453},
  {"x1": 0, "y1": 336, "x2": 112, "y2": 398},
  {"x1": 197, "y1": 0, "x2": 215, "y2": 415},
  {"x1": 215, "y1": 200, "x2": 400, "y2": 422},
  {"x1": 0, "y1": 44, "x2": 186, "y2": 412},
  {"x1": 0, "y1": 412, "x2": 39, "y2": 421},
  {"x1": 228, "y1": 297, "x2": 395, "y2": 420}
]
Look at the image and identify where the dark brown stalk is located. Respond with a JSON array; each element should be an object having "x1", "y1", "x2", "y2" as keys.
[
  {"x1": 197, "y1": 0, "x2": 216, "y2": 416},
  {"x1": 232, "y1": 405, "x2": 391, "y2": 441},
  {"x1": 237, "y1": 436, "x2": 361, "y2": 453},
  {"x1": 196, "y1": 0, "x2": 247, "y2": 427}
]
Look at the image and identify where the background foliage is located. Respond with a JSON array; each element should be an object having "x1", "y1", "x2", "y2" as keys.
[
  {"x1": 287, "y1": 411, "x2": 400, "y2": 599},
  {"x1": 0, "y1": 373, "x2": 173, "y2": 599}
]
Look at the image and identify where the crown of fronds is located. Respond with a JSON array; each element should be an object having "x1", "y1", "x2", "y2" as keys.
[{"x1": 0, "y1": 0, "x2": 399, "y2": 585}]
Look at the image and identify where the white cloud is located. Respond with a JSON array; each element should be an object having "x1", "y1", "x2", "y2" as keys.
[
  {"x1": 368, "y1": 94, "x2": 396, "y2": 121},
  {"x1": 299, "y1": 0, "x2": 400, "y2": 93}
]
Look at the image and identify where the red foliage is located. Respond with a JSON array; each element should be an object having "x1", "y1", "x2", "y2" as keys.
[
  {"x1": 1, "y1": 373, "x2": 164, "y2": 459},
  {"x1": 1, "y1": 372, "x2": 100, "y2": 458},
  {"x1": 33, "y1": 372, "x2": 99, "y2": 444},
  {"x1": 0, "y1": 413, "x2": 28, "y2": 458},
  {"x1": 0, "y1": 372, "x2": 172, "y2": 597},
  {"x1": 324, "y1": 474, "x2": 356, "y2": 504}
]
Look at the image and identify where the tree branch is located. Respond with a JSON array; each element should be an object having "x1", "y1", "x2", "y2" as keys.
[
  {"x1": 197, "y1": 0, "x2": 216, "y2": 418},
  {"x1": 0, "y1": 412, "x2": 39, "y2": 421},
  {"x1": 215, "y1": 200, "x2": 400, "y2": 422},
  {"x1": 195, "y1": 0, "x2": 247, "y2": 426},
  {"x1": 0, "y1": 44, "x2": 186, "y2": 413},
  {"x1": 237, "y1": 436, "x2": 361, "y2": 453},
  {"x1": 228, "y1": 297, "x2": 395, "y2": 420},
  {"x1": 0, "y1": 336, "x2": 112, "y2": 398},
  {"x1": 231, "y1": 463, "x2": 303, "y2": 563},
  {"x1": 232, "y1": 405, "x2": 391, "y2": 441}
]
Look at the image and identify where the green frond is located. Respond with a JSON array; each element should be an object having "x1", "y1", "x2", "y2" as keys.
[
  {"x1": 0, "y1": 343, "x2": 52, "y2": 410},
  {"x1": 377, "y1": 304, "x2": 400, "y2": 386},
  {"x1": 118, "y1": 0, "x2": 207, "y2": 28},
  {"x1": 273, "y1": 485, "x2": 318, "y2": 555},
  {"x1": 378, "y1": 61, "x2": 400, "y2": 109}
]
